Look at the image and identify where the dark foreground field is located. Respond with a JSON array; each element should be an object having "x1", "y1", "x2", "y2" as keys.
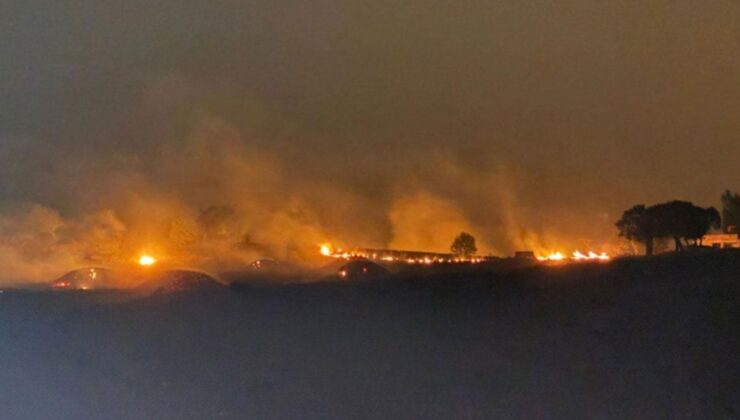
[{"x1": 1, "y1": 252, "x2": 739, "y2": 419}]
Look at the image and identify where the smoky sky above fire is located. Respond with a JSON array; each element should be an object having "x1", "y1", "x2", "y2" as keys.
[{"x1": 1, "y1": 1, "x2": 739, "y2": 280}]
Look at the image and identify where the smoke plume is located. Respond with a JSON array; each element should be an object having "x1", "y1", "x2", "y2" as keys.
[{"x1": 2, "y1": 1, "x2": 739, "y2": 282}]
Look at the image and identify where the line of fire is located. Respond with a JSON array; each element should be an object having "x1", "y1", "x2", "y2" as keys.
[
  {"x1": 317, "y1": 194, "x2": 740, "y2": 267},
  {"x1": 319, "y1": 244, "x2": 610, "y2": 264},
  {"x1": 45, "y1": 193, "x2": 740, "y2": 291}
]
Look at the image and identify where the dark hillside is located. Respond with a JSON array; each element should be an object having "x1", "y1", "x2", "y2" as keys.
[{"x1": 1, "y1": 252, "x2": 738, "y2": 419}]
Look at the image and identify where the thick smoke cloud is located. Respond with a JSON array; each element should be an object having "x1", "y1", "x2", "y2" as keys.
[{"x1": 1, "y1": 1, "x2": 739, "y2": 281}]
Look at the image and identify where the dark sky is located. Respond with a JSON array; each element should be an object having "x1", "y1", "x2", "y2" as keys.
[{"x1": 1, "y1": 1, "x2": 739, "y2": 276}]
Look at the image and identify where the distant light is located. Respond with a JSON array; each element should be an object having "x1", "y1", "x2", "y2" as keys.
[{"x1": 139, "y1": 255, "x2": 157, "y2": 266}]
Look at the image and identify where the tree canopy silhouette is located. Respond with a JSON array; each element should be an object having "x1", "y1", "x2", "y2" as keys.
[
  {"x1": 616, "y1": 201, "x2": 719, "y2": 255},
  {"x1": 721, "y1": 190, "x2": 740, "y2": 232},
  {"x1": 451, "y1": 232, "x2": 477, "y2": 257},
  {"x1": 616, "y1": 205, "x2": 656, "y2": 256}
]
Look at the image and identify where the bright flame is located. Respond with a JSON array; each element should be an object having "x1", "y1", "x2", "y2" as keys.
[
  {"x1": 138, "y1": 255, "x2": 157, "y2": 266},
  {"x1": 537, "y1": 252, "x2": 565, "y2": 261},
  {"x1": 573, "y1": 251, "x2": 610, "y2": 261},
  {"x1": 538, "y1": 250, "x2": 611, "y2": 262},
  {"x1": 320, "y1": 244, "x2": 333, "y2": 257}
]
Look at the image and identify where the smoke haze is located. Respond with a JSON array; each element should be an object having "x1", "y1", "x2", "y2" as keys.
[{"x1": 1, "y1": 1, "x2": 739, "y2": 281}]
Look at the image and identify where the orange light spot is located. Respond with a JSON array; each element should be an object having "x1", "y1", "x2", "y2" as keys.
[
  {"x1": 320, "y1": 244, "x2": 333, "y2": 257},
  {"x1": 138, "y1": 255, "x2": 157, "y2": 266}
]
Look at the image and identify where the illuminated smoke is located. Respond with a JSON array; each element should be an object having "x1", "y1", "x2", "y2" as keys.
[
  {"x1": 0, "y1": 1, "x2": 737, "y2": 283},
  {"x1": 0, "y1": 118, "x2": 620, "y2": 284},
  {"x1": 388, "y1": 191, "x2": 483, "y2": 253}
]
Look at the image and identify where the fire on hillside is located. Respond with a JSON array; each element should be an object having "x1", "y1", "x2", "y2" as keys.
[
  {"x1": 537, "y1": 251, "x2": 611, "y2": 262},
  {"x1": 321, "y1": 243, "x2": 610, "y2": 265},
  {"x1": 320, "y1": 243, "x2": 486, "y2": 264}
]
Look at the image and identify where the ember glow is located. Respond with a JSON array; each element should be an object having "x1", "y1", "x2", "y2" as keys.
[
  {"x1": 572, "y1": 251, "x2": 610, "y2": 261},
  {"x1": 320, "y1": 244, "x2": 333, "y2": 257},
  {"x1": 138, "y1": 255, "x2": 157, "y2": 266},
  {"x1": 537, "y1": 251, "x2": 610, "y2": 262},
  {"x1": 537, "y1": 252, "x2": 566, "y2": 262},
  {"x1": 52, "y1": 280, "x2": 72, "y2": 290},
  {"x1": 319, "y1": 243, "x2": 485, "y2": 264}
]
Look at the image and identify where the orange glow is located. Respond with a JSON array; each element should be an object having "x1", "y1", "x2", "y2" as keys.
[
  {"x1": 52, "y1": 281, "x2": 71, "y2": 289},
  {"x1": 573, "y1": 250, "x2": 610, "y2": 261},
  {"x1": 319, "y1": 243, "x2": 364, "y2": 260},
  {"x1": 320, "y1": 244, "x2": 333, "y2": 257},
  {"x1": 537, "y1": 252, "x2": 565, "y2": 261},
  {"x1": 317, "y1": 242, "x2": 491, "y2": 265},
  {"x1": 539, "y1": 250, "x2": 610, "y2": 262},
  {"x1": 138, "y1": 255, "x2": 157, "y2": 266}
]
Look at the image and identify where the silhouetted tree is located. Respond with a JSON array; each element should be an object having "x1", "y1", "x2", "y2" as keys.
[
  {"x1": 721, "y1": 190, "x2": 740, "y2": 232},
  {"x1": 616, "y1": 205, "x2": 655, "y2": 256},
  {"x1": 451, "y1": 232, "x2": 477, "y2": 257},
  {"x1": 649, "y1": 201, "x2": 691, "y2": 251},
  {"x1": 649, "y1": 201, "x2": 720, "y2": 251},
  {"x1": 686, "y1": 207, "x2": 720, "y2": 246},
  {"x1": 617, "y1": 201, "x2": 720, "y2": 255}
]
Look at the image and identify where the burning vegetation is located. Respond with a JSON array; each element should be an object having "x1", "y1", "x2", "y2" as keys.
[
  {"x1": 320, "y1": 242, "x2": 609, "y2": 266},
  {"x1": 0, "y1": 123, "x2": 634, "y2": 285},
  {"x1": 537, "y1": 251, "x2": 610, "y2": 262},
  {"x1": 320, "y1": 243, "x2": 486, "y2": 265},
  {"x1": 138, "y1": 255, "x2": 157, "y2": 266}
]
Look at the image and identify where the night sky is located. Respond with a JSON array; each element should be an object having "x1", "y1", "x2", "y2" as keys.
[{"x1": 1, "y1": 1, "x2": 739, "y2": 279}]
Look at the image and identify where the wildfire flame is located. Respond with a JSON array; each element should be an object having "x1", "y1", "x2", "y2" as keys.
[
  {"x1": 572, "y1": 251, "x2": 610, "y2": 261},
  {"x1": 321, "y1": 242, "x2": 610, "y2": 265},
  {"x1": 138, "y1": 255, "x2": 157, "y2": 266},
  {"x1": 538, "y1": 250, "x2": 610, "y2": 262},
  {"x1": 319, "y1": 243, "x2": 355, "y2": 260},
  {"x1": 537, "y1": 252, "x2": 565, "y2": 261},
  {"x1": 318, "y1": 242, "x2": 484, "y2": 264}
]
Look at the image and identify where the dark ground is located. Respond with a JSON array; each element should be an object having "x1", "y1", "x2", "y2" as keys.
[{"x1": 1, "y1": 252, "x2": 739, "y2": 419}]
